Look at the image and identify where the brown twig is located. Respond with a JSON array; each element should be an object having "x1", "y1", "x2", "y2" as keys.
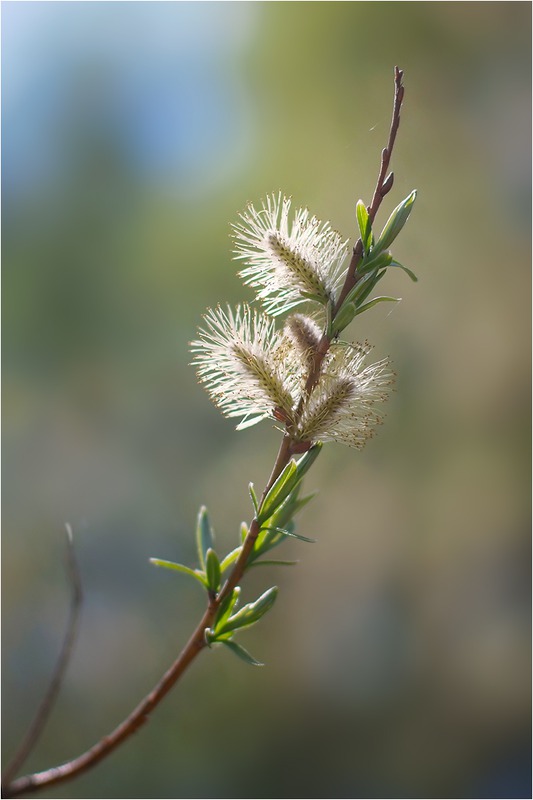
[
  {"x1": 334, "y1": 66, "x2": 404, "y2": 314},
  {"x1": 2, "y1": 525, "x2": 83, "y2": 789},
  {"x1": 2, "y1": 66, "x2": 406, "y2": 799}
]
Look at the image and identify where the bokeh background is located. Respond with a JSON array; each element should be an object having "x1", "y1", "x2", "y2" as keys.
[{"x1": 2, "y1": 3, "x2": 531, "y2": 798}]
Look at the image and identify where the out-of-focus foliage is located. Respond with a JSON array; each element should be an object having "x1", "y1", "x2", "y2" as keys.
[{"x1": 2, "y1": 3, "x2": 530, "y2": 798}]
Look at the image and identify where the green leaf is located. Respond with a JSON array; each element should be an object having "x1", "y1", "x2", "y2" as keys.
[
  {"x1": 294, "y1": 442, "x2": 322, "y2": 482},
  {"x1": 240, "y1": 522, "x2": 249, "y2": 543},
  {"x1": 205, "y1": 548, "x2": 221, "y2": 594},
  {"x1": 214, "y1": 586, "x2": 241, "y2": 631},
  {"x1": 248, "y1": 559, "x2": 298, "y2": 568},
  {"x1": 341, "y1": 271, "x2": 376, "y2": 307},
  {"x1": 356, "y1": 200, "x2": 373, "y2": 255},
  {"x1": 373, "y1": 190, "x2": 417, "y2": 253},
  {"x1": 149, "y1": 558, "x2": 207, "y2": 588},
  {"x1": 268, "y1": 490, "x2": 316, "y2": 531},
  {"x1": 289, "y1": 492, "x2": 317, "y2": 517},
  {"x1": 353, "y1": 295, "x2": 400, "y2": 317},
  {"x1": 216, "y1": 586, "x2": 278, "y2": 636},
  {"x1": 221, "y1": 639, "x2": 264, "y2": 667},
  {"x1": 250, "y1": 491, "x2": 316, "y2": 563},
  {"x1": 262, "y1": 526, "x2": 316, "y2": 543},
  {"x1": 248, "y1": 526, "x2": 287, "y2": 565},
  {"x1": 248, "y1": 483, "x2": 259, "y2": 516},
  {"x1": 354, "y1": 269, "x2": 386, "y2": 306},
  {"x1": 196, "y1": 506, "x2": 214, "y2": 570},
  {"x1": 331, "y1": 301, "x2": 356, "y2": 336},
  {"x1": 220, "y1": 546, "x2": 242, "y2": 573},
  {"x1": 248, "y1": 485, "x2": 317, "y2": 566},
  {"x1": 358, "y1": 249, "x2": 393, "y2": 274},
  {"x1": 389, "y1": 260, "x2": 418, "y2": 282},
  {"x1": 257, "y1": 460, "x2": 298, "y2": 525}
]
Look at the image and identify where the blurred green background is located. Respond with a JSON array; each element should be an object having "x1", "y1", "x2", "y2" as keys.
[{"x1": 2, "y1": 3, "x2": 531, "y2": 798}]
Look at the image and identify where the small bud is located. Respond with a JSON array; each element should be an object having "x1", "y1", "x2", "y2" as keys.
[
  {"x1": 284, "y1": 313, "x2": 322, "y2": 366},
  {"x1": 356, "y1": 200, "x2": 372, "y2": 254},
  {"x1": 381, "y1": 172, "x2": 394, "y2": 194}
]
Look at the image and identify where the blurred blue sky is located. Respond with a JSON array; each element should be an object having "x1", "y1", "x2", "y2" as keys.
[{"x1": 3, "y1": 2, "x2": 258, "y2": 196}]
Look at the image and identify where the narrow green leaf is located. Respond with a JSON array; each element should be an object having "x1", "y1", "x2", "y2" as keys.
[
  {"x1": 267, "y1": 489, "x2": 316, "y2": 531},
  {"x1": 221, "y1": 639, "x2": 264, "y2": 667},
  {"x1": 331, "y1": 301, "x2": 356, "y2": 336},
  {"x1": 289, "y1": 492, "x2": 317, "y2": 517},
  {"x1": 216, "y1": 586, "x2": 278, "y2": 636},
  {"x1": 353, "y1": 295, "x2": 400, "y2": 317},
  {"x1": 248, "y1": 483, "x2": 259, "y2": 516},
  {"x1": 205, "y1": 548, "x2": 221, "y2": 594},
  {"x1": 264, "y1": 489, "x2": 300, "y2": 531},
  {"x1": 247, "y1": 527, "x2": 286, "y2": 565},
  {"x1": 341, "y1": 271, "x2": 377, "y2": 307},
  {"x1": 358, "y1": 249, "x2": 393, "y2": 274},
  {"x1": 214, "y1": 586, "x2": 241, "y2": 631},
  {"x1": 240, "y1": 521, "x2": 249, "y2": 544},
  {"x1": 149, "y1": 558, "x2": 208, "y2": 588},
  {"x1": 373, "y1": 190, "x2": 417, "y2": 253},
  {"x1": 257, "y1": 460, "x2": 298, "y2": 525},
  {"x1": 248, "y1": 493, "x2": 316, "y2": 563},
  {"x1": 356, "y1": 200, "x2": 372, "y2": 254},
  {"x1": 220, "y1": 546, "x2": 242, "y2": 573},
  {"x1": 196, "y1": 506, "x2": 214, "y2": 570},
  {"x1": 262, "y1": 526, "x2": 316, "y2": 543},
  {"x1": 248, "y1": 559, "x2": 298, "y2": 568},
  {"x1": 389, "y1": 260, "x2": 418, "y2": 282},
  {"x1": 354, "y1": 269, "x2": 386, "y2": 306},
  {"x1": 294, "y1": 442, "x2": 322, "y2": 482}
]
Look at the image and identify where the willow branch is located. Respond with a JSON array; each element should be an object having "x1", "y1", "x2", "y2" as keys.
[
  {"x1": 3, "y1": 66, "x2": 406, "y2": 799},
  {"x1": 335, "y1": 65, "x2": 405, "y2": 314}
]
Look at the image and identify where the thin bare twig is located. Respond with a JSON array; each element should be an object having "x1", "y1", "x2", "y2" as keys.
[
  {"x1": 2, "y1": 525, "x2": 83, "y2": 788},
  {"x1": 335, "y1": 66, "x2": 405, "y2": 314},
  {"x1": 3, "y1": 66, "x2": 406, "y2": 799}
]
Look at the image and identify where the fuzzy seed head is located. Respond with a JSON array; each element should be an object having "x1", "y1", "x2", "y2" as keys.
[
  {"x1": 294, "y1": 342, "x2": 395, "y2": 449},
  {"x1": 284, "y1": 313, "x2": 323, "y2": 369},
  {"x1": 232, "y1": 192, "x2": 349, "y2": 316},
  {"x1": 191, "y1": 305, "x2": 394, "y2": 446},
  {"x1": 190, "y1": 305, "x2": 298, "y2": 430}
]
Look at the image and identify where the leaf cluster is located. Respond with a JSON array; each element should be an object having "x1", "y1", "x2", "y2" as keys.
[
  {"x1": 150, "y1": 446, "x2": 322, "y2": 665},
  {"x1": 330, "y1": 191, "x2": 417, "y2": 337}
]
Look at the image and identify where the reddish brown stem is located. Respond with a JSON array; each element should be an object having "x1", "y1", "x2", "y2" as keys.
[
  {"x1": 3, "y1": 66, "x2": 406, "y2": 799},
  {"x1": 334, "y1": 66, "x2": 404, "y2": 314}
]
